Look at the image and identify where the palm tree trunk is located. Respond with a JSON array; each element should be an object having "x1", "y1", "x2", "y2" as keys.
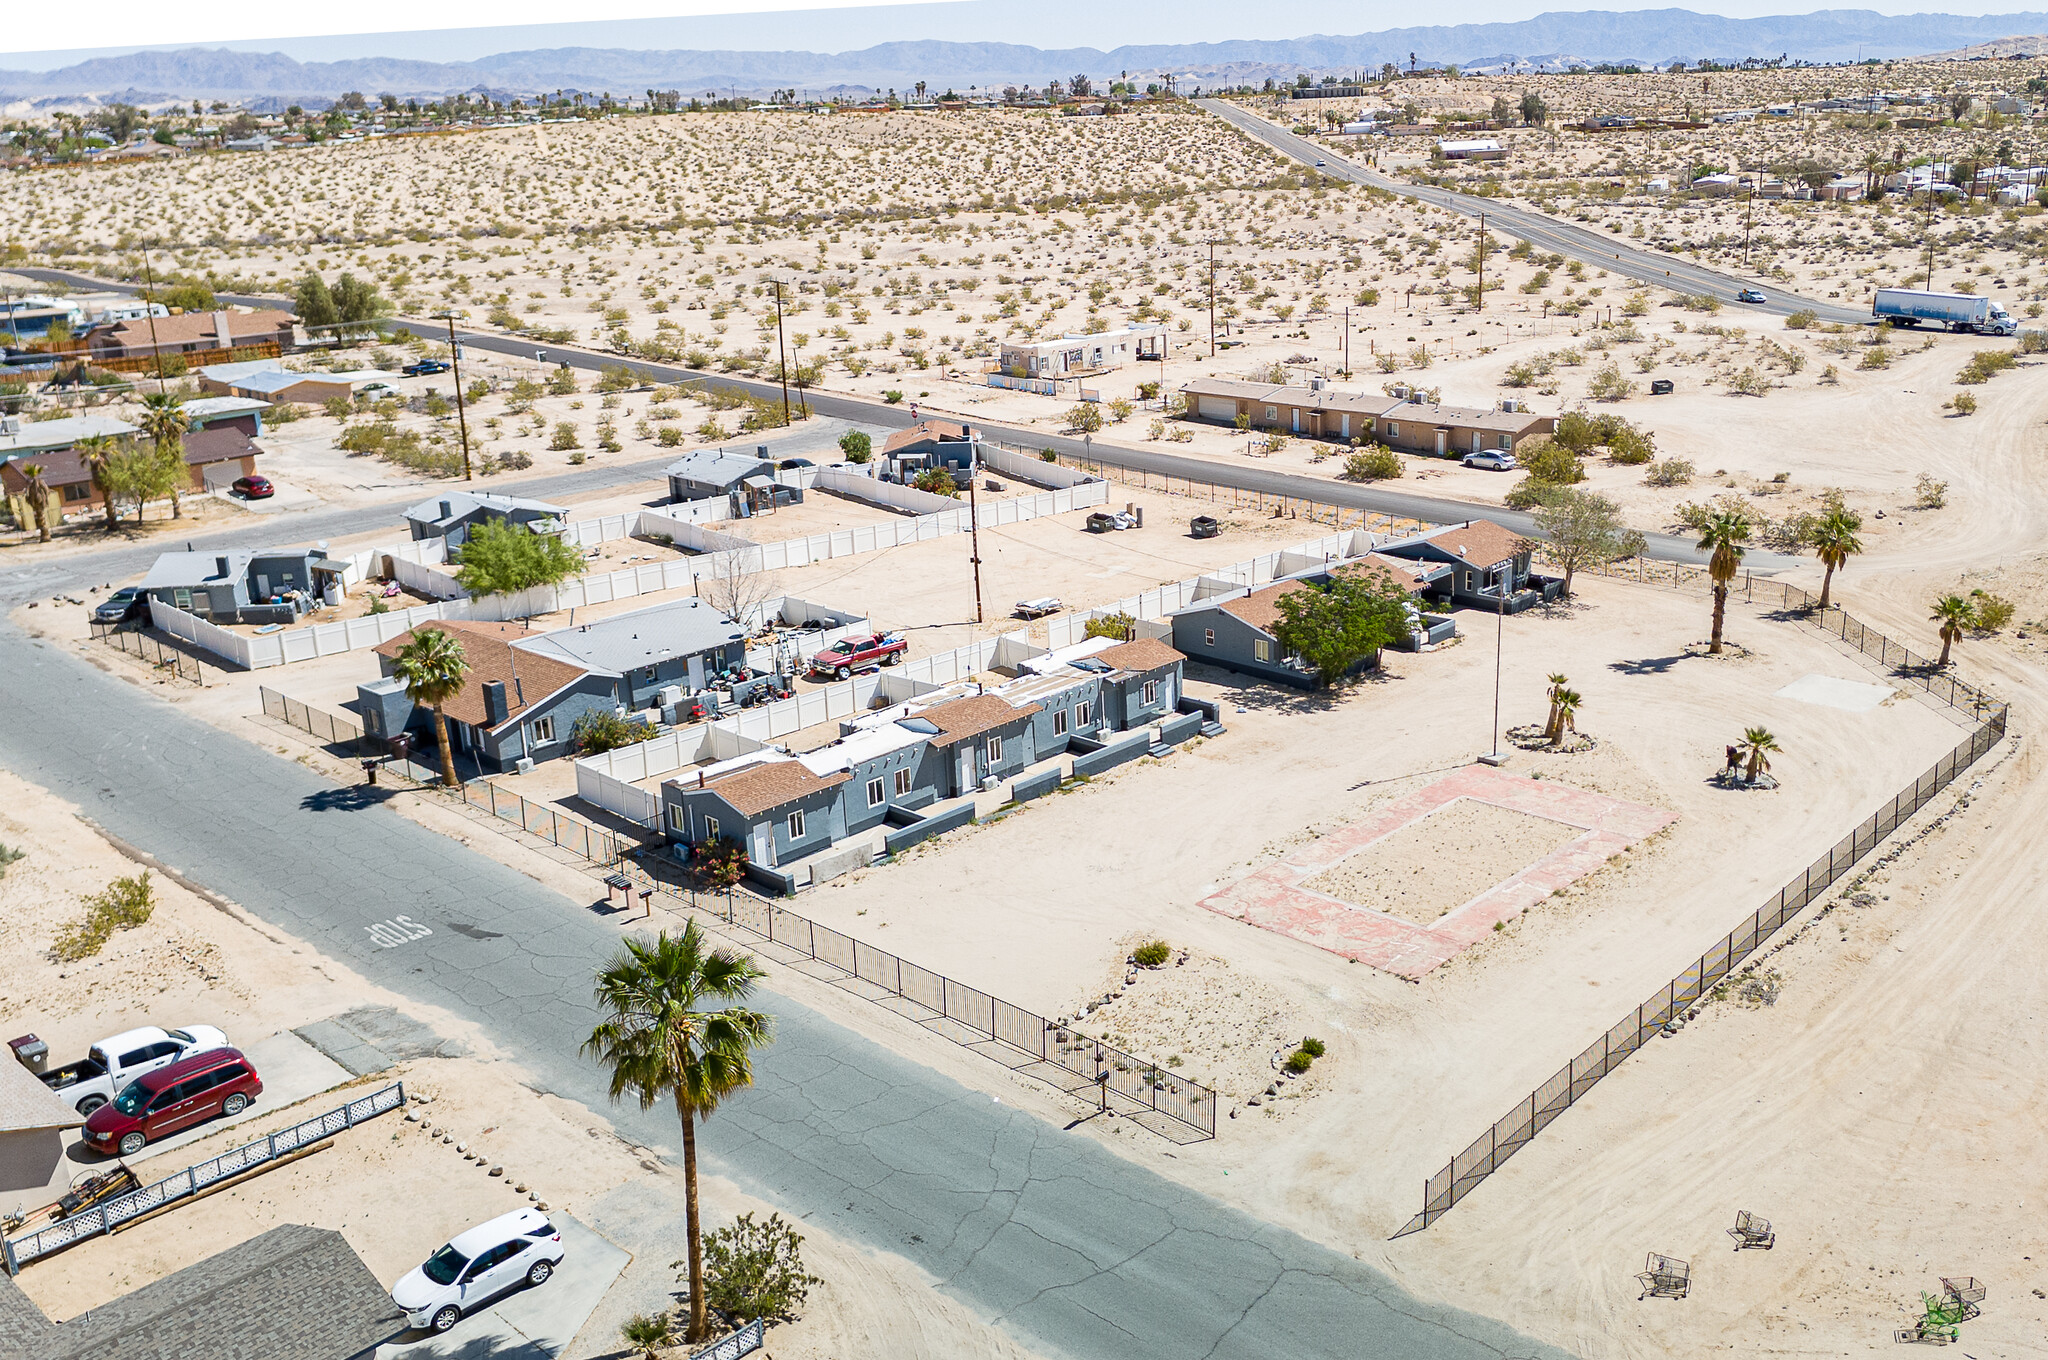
[
  {"x1": 100, "y1": 482, "x2": 120, "y2": 533},
  {"x1": 431, "y1": 707, "x2": 459, "y2": 787},
  {"x1": 1818, "y1": 562, "x2": 1836, "y2": 611},
  {"x1": 1709, "y1": 584, "x2": 1728, "y2": 654},
  {"x1": 1745, "y1": 752, "x2": 1761, "y2": 783},
  {"x1": 1939, "y1": 634, "x2": 1953, "y2": 667},
  {"x1": 680, "y1": 1103, "x2": 706, "y2": 1342}
]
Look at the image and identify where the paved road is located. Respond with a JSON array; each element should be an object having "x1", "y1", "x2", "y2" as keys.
[
  {"x1": 1195, "y1": 100, "x2": 1869, "y2": 327},
  {"x1": 0, "y1": 626, "x2": 1570, "y2": 1360},
  {"x1": 5, "y1": 267, "x2": 1788, "y2": 570}
]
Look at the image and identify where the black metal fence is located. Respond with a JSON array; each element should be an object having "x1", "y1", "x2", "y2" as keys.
[
  {"x1": 89, "y1": 620, "x2": 203, "y2": 685},
  {"x1": 629, "y1": 859, "x2": 1219, "y2": 1141},
  {"x1": 258, "y1": 687, "x2": 639, "y2": 866},
  {"x1": 1396, "y1": 568, "x2": 2011, "y2": 1235}
]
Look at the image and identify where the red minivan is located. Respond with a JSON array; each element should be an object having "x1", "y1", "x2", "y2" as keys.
[{"x1": 83, "y1": 1047, "x2": 263, "y2": 1157}]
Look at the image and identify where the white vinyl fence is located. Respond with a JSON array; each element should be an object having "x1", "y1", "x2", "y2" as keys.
[{"x1": 147, "y1": 595, "x2": 482, "y2": 671}]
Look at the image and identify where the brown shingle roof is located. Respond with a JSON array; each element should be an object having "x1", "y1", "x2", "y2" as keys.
[
  {"x1": 0, "y1": 1057, "x2": 84, "y2": 1134},
  {"x1": 95, "y1": 308, "x2": 296, "y2": 354},
  {"x1": 1421, "y1": 519, "x2": 1528, "y2": 570},
  {"x1": 915, "y1": 693, "x2": 1041, "y2": 745},
  {"x1": 1215, "y1": 580, "x2": 1310, "y2": 636},
  {"x1": 373, "y1": 620, "x2": 590, "y2": 732},
  {"x1": 1351, "y1": 555, "x2": 1440, "y2": 595},
  {"x1": 180, "y1": 423, "x2": 259, "y2": 468},
  {"x1": 1097, "y1": 637, "x2": 1184, "y2": 674},
  {"x1": 700, "y1": 760, "x2": 849, "y2": 817},
  {"x1": 881, "y1": 419, "x2": 970, "y2": 455}
]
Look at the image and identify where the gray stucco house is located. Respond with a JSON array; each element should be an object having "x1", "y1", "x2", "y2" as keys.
[
  {"x1": 664, "y1": 448, "x2": 798, "y2": 516},
  {"x1": 138, "y1": 548, "x2": 349, "y2": 625},
  {"x1": 1376, "y1": 519, "x2": 1561, "y2": 612},
  {"x1": 403, "y1": 491, "x2": 566, "y2": 546},
  {"x1": 515, "y1": 598, "x2": 750, "y2": 710},
  {"x1": 1169, "y1": 558, "x2": 1451, "y2": 689}
]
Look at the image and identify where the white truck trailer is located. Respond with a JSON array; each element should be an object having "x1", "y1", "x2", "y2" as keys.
[{"x1": 1872, "y1": 288, "x2": 2017, "y2": 335}]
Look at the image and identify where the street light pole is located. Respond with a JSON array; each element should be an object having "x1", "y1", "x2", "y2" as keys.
[{"x1": 436, "y1": 311, "x2": 474, "y2": 481}]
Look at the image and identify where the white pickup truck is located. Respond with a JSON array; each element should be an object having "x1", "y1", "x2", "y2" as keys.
[{"x1": 19, "y1": 1025, "x2": 230, "y2": 1116}]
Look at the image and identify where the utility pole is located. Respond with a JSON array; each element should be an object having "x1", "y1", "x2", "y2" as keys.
[
  {"x1": 1924, "y1": 181, "x2": 1937, "y2": 285},
  {"x1": 1342, "y1": 305, "x2": 1349, "y2": 374},
  {"x1": 772, "y1": 279, "x2": 792, "y2": 426},
  {"x1": 1207, "y1": 240, "x2": 1217, "y2": 357},
  {"x1": 138, "y1": 240, "x2": 169, "y2": 395},
  {"x1": 1475, "y1": 213, "x2": 1485, "y2": 311},
  {"x1": 1742, "y1": 182, "x2": 1756, "y2": 268},
  {"x1": 436, "y1": 311, "x2": 474, "y2": 481},
  {"x1": 966, "y1": 435, "x2": 985, "y2": 624}
]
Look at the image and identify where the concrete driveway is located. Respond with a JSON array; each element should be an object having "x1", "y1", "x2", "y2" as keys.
[{"x1": 377, "y1": 1215, "x2": 628, "y2": 1360}]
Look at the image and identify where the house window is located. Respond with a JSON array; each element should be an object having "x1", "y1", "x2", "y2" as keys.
[
  {"x1": 1254, "y1": 638, "x2": 1277, "y2": 663},
  {"x1": 704, "y1": 815, "x2": 719, "y2": 842},
  {"x1": 987, "y1": 734, "x2": 1003, "y2": 764},
  {"x1": 1075, "y1": 700, "x2": 1092, "y2": 727},
  {"x1": 1203, "y1": 627, "x2": 1215, "y2": 646},
  {"x1": 787, "y1": 809, "x2": 806, "y2": 839},
  {"x1": 530, "y1": 715, "x2": 556, "y2": 745},
  {"x1": 667, "y1": 805, "x2": 686, "y2": 834},
  {"x1": 893, "y1": 768, "x2": 912, "y2": 795},
  {"x1": 1264, "y1": 406, "x2": 1277, "y2": 420},
  {"x1": 867, "y1": 777, "x2": 884, "y2": 806},
  {"x1": 1499, "y1": 433, "x2": 1513, "y2": 450},
  {"x1": 1143, "y1": 679, "x2": 1159, "y2": 705},
  {"x1": 1387, "y1": 422, "x2": 1400, "y2": 438},
  {"x1": 62, "y1": 482, "x2": 92, "y2": 502},
  {"x1": 1053, "y1": 708, "x2": 1069, "y2": 736}
]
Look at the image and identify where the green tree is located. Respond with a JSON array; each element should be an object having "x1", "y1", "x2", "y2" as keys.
[
  {"x1": 389, "y1": 628, "x2": 469, "y2": 786},
  {"x1": 106, "y1": 443, "x2": 174, "y2": 523},
  {"x1": 1518, "y1": 439, "x2": 1586, "y2": 486},
  {"x1": 1520, "y1": 90, "x2": 1547, "y2": 125},
  {"x1": 695, "y1": 1212, "x2": 820, "y2": 1325},
  {"x1": 1809, "y1": 506, "x2": 1862, "y2": 610},
  {"x1": 19, "y1": 462, "x2": 51, "y2": 542},
  {"x1": 837, "y1": 430, "x2": 872, "y2": 463},
  {"x1": 584, "y1": 924, "x2": 773, "y2": 1343},
  {"x1": 910, "y1": 466, "x2": 960, "y2": 497},
  {"x1": 138, "y1": 392, "x2": 189, "y2": 520},
  {"x1": 157, "y1": 279, "x2": 215, "y2": 312},
  {"x1": 332, "y1": 272, "x2": 390, "y2": 323},
  {"x1": 294, "y1": 273, "x2": 340, "y2": 328},
  {"x1": 1697, "y1": 510, "x2": 1750, "y2": 654},
  {"x1": 73, "y1": 435, "x2": 123, "y2": 532},
  {"x1": 1541, "y1": 673, "x2": 1571, "y2": 742},
  {"x1": 451, "y1": 519, "x2": 586, "y2": 597},
  {"x1": 1530, "y1": 487, "x2": 1635, "y2": 598},
  {"x1": 1930, "y1": 593, "x2": 1973, "y2": 667},
  {"x1": 1738, "y1": 726, "x2": 1780, "y2": 784},
  {"x1": 1270, "y1": 571, "x2": 1413, "y2": 687}
]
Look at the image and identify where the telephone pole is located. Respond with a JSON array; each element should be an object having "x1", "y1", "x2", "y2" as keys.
[
  {"x1": 1475, "y1": 214, "x2": 1484, "y2": 312},
  {"x1": 138, "y1": 241, "x2": 169, "y2": 395},
  {"x1": 1742, "y1": 182, "x2": 1756, "y2": 268},
  {"x1": 1207, "y1": 240, "x2": 1217, "y2": 357},
  {"x1": 435, "y1": 311, "x2": 474, "y2": 481},
  {"x1": 772, "y1": 279, "x2": 792, "y2": 426},
  {"x1": 966, "y1": 436, "x2": 985, "y2": 624}
]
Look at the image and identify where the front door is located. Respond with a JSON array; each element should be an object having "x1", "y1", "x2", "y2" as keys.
[
  {"x1": 687, "y1": 655, "x2": 706, "y2": 691},
  {"x1": 1473, "y1": 431, "x2": 1483, "y2": 453},
  {"x1": 1434, "y1": 430, "x2": 1447, "y2": 457},
  {"x1": 751, "y1": 824, "x2": 772, "y2": 865},
  {"x1": 959, "y1": 748, "x2": 976, "y2": 793}
]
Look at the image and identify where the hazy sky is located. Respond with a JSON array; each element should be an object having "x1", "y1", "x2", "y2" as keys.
[{"x1": 8, "y1": 0, "x2": 2045, "y2": 67}]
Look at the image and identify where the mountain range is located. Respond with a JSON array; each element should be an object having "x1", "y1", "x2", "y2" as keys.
[{"x1": 4, "y1": 9, "x2": 2044, "y2": 104}]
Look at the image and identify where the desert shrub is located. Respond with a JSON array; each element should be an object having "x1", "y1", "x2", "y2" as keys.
[
  {"x1": 882, "y1": 389, "x2": 904, "y2": 404},
  {"x1": 267, "y1": 402, "x2": 304, "y2": 425},
  {"x1": 1857, "y1": 346, "x2": 1893, "y2": 370},
  {"x1": 1343, "y1": 446, "x2": 1403, "y2": 481},
  {"x1": 697, "y1": 417, "x2": 729, "y2": 441},
  {"x1": 546, "y1": 365, "x2": 579, "y2": 395},
  {"x1": 1645, "y1": 458, "x2": 1695, "y2": 486},
  {"x1": 657, "y1": 426, "x2": 684, "y2": 446},
  {"x1": 1728, "y1": 365, "x2": 1770, "y2": 396},
  {"x1": 0, "y1": 843, "x2": 22, "y2": 878},
  {"x1": 1947, "y1": 391, "x2": 1979, "y2": 416},
  {"x1": 911, "y1": 466, "x2": 959, "y2": 497},
  {"x1": 549, "y1": 422, "x2": 581, "y2": 450},
  {"x1": 1916, "y1": 473, "x2": 1949, "y2": 508},
  {"x1": 1783, "y1": 309, "x2": 1818, "y2": 329},
  {"x1": 497, "y1": 449, "x2": 533, "y2": 470},
  {"x1": 1299, "y1": 1036, "x2": 1327, "y2": 1057},
  {"x1": 1957, "y1": 350, "x2": 2017, "y2": 384},
  {"x1": 571, "y1": 710, "x2": 654, "y2": 753},
  {"x1": 52, "y1": 872, "x2": 154, "y2": 962},
  {"x1": 838, "y1": 430, "x2": 872, "y2": 463},
  {"x1": 1505, "y1": 477, "x2": 1572, "y2": 510},
  {"x1": 693, "y1": 1213, "x2": 820, "y2": 1325},
  {"x1": 1084, "y1": 611, "x2": 1137, "y2": 642},
  {"x1": 1587, "y1": 362, "x2": 1635, "y2": 401},
  {"x1": 2018, "y1": 329, "x2": 2048, "y2": 354},
  {"x1": 1283, "y1": 1048, "x2": 1315, "y2": 1074},
  {"x1": 1067, "y1": 402, "x2": 1104, "y2": 433},
  {"x1": 1682, "y1": 293, "x2": 1722, "y2": 313},
  {"x1": 1519, "y1": 441, "x2": 1585, "y2": 485},
  {"x1": 1132, "y1": 940, "x2": 1171, "y2": 967},
  {"x1": 1969, "y1": 590, "x2": 2016, "y2": 631},
  {"x1": 322, "y1": 394, "x2": 352, "y2": 420}
]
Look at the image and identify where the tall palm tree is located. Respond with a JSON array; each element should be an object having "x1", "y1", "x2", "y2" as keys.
[
  {"x1": 138, "y1": 393, "x2": 189, "y2": 520},
  {"x1": 585, "y1": 925, "x2": 772, "y2": 1343},
  {"x1": 19, "y1": 462, "x2": 51, "y2": 542},
  {"x1": 389, "y1": 628, "x2": 469, "y2": 786},
  {"x1": 1931, "y1": 593, "x2": 1974, "y2": 667},
  {"x1": 1738, "y1": 726, "x2": 1780, "y2": 784},
  {"x1": 74, "y1": 434, "x2": 121, "y2": 532},
  {"x1": 1809, "y1": 507, "x2": 1863, "y2": 610},
  {"x1": 1697, "y1": 510, "x2": 1750, "y2": 654}
]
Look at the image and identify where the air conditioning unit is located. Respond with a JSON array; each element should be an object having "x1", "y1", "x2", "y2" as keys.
[
  {"x1": 659, "y1": 685, "x2": 684, "y2": 708},
  {"x1": 1389, "y1": 384, "x2": 1410, "y2": 400},
  {"x1": 514, "y1": 757, "x2": 534, "y2": 775},
  {"x1": 980, "y1": 776, "x2": 1001, "y2": 793},
  {"x1": 1308, "y1": 375, "x2": 1327, "y2": 391}
]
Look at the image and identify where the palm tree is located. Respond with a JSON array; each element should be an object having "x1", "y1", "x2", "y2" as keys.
[
  {"x1": 389, "y1": 628, "x2": 469, "y2": 786},
  {"x1": 1738, "y1": 726, "x2": 1780, "y2": 784},
  {"x1": 1931, "y1": 593, "x2": 1974, "y2": 667},
  {"x1": 619, "y1": 1311, "x2": 677, "y2": 1358},
  {"x1": 1551, "y1": 687, "x2": 1583, "y2": 745},
  {"x1": 138, "y1": 393, "x2": 189, "y2": 520},
  {"x1": 1697, "y1": 510, "x2": 1750, "y2": 654},
  {"x1": 585, "y1": 925, "x2": 772, "y2": 1343},
  {"x1": 1541, "y1": 672, "x2": 1569, "y2": 742},
  {"x1": 1809, "y1": 507, "x2": 1863, "y2": 610},
  {"x1": 19, "y1": 462, "x2": 51, "y2": 542},
  {"x1": 74, "y1": 434, "x2": 121, "y2": 532}
]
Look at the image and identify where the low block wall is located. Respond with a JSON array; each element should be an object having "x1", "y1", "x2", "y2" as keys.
[
  {"x1": 1159, "y1": 711, "x2": 1203, "y2": 745},
  {"x1": 1072, "y1": 734, "x2": 1150, "y2": 777},
  {"x1": 883, "y1": 801, "x2": 976, "y2": 854},
  {"x1": 1010, "y1": 767, "x2": 1062, "y2": 803}
]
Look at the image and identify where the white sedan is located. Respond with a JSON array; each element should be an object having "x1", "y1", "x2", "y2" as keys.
[
  {"x1": 1462, "y1": 451, "x2": 1519, "y2": 471},
  {"x1": 392, "y1": 1207, "x2": 565, "y2": 1333}
]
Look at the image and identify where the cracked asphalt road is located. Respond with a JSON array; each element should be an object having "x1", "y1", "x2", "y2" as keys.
[{"x1": 0, "y1": 624, "x2": 1571, "y2": 1360}]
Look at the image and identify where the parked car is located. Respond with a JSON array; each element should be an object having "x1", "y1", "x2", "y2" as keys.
[
  {"x1": 807, "y1": 633, "x2": 907, "y2": 680},
  {"x1": 778, "y1": 457, "x2": 814, "y2": 470},
  {"x1": 1736, "y1": 288, "x2": 1767, "y2": 304},
  {"x1": 1649, "y1": 379, "x2": 1675, "y2": 395},
  {"x1": 231, "y1": 474, "x2": 274, "y2": 499},
  {"x1": 392, "y1": 1208, "x2": 565, "y2": 1333},
  {"x1": 81, "y1": 1046, "x2": 261, "y2": 1156},
  {"x1": 1461, "y1": 451, "x2": 1518, "y2": 472},
  {"x1": 21, "y1": 1024, "x2": 229, "y2": 1116},
  {"x1": 402, "y1": 360, "x2": 451, "y2": 377},
  {"x1": 91, "y1": 587, "x2": 145, "y2": 624}
]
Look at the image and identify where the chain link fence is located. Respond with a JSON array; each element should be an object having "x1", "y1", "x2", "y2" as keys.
[
  {"x1": 629, "y1": 858, "x2": 1218, "y2": 1141},
  {"x1": 1396, "y1": 569, "x2": 2011, "y2": 1236},
  {"x1": 88, "y1": 620, "x2": 204, "y2": 685}
]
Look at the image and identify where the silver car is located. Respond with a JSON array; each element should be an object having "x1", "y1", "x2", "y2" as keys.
[{"x1": 1462, "y1": 451, "x2": 1518, "y2": 471}]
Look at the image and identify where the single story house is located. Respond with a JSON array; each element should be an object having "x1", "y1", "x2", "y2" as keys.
[
  {"x1": 88, "y1": 307, "x2": 297, "y2": 362},
  {"x1": 181, "y1": 395, "x2": 272, "y2": 435},
  {"x1": 364, "y1": 619, "x2": 614, "y2": 773},
  {"x1": 997, "y1": 324, "x2": 1166, "y2": 378},
  {"x1": 909, "y1": 692, "x2": 1045, "y2": 798},
  {"x1": 0, "y1": 1058, "x2": 82, "y2": 1195},
  {"x1": 139, "y1": 548, "x2": 349, "y2": 624},
  {"x1": 515, "y1": 597, "x2": 750, "y2": 710},
  {"x1": 664, "y1": 449, "x2": 794, "y2": 515},
  {"x1": 1377, "y1": 518, "x2": 1561, "y2": 611},
  {"x1": 1032, "y1": 636, "x2": 1185, "y2": 732},
  {"x1": 198, "y1": 362, "x2": 395, "y2": 405},
  {"x1": 662, "y1": 755, "x2": 855, "y2": 868},
  {"x1": 0, "y1": 414, "x2": 141, "y2": 513},
  {"x1": 403, "y1": 490, "x2": 566, "y2": 546},
  {"x1": 0, "y1": 1222, "x2": 404, "y2": 1360},
  {"x1": 2, "y1": 421, "x2": 262, "y2": 517},
  {"x1": 880, "y1": 419, "x2": 982, "y2": 483},
  {"x1": 1169, "y1": 559, "x2": 1456, "y2": 688},
  {"x1": 1179, "y1": 378, "x2": 1394, "y2": 444},
  {"x1": 1374, "y1": 397, "x2": 1556, "y2": 458},
  {"x1": 1438, "y1": 138, "x2": 1506, "y2": 160}
]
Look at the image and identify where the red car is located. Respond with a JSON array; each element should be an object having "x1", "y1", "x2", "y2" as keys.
[
  {"x1": 83, "y1": 1047, "x2": 262, "y2": 1157},
  {"x1": 231, "y1": 475, "x2": 274, "y2": 499},
  {"x1": 808, "y1": 633, "x2": 906, "y2": 680}
]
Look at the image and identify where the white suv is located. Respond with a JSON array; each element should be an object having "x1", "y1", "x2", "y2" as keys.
[{"x1": 392, "y1": 1208, "x2": 565, "y2": 1333}]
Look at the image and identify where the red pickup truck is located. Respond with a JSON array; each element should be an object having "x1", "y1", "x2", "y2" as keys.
[{"x1": 808, "y1": 633, "x2": 907, "y2": 680}]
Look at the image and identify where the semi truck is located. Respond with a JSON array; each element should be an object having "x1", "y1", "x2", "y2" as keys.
[{"x1": 1872, "y1": 288, "x2": 2017, "y2": 336}]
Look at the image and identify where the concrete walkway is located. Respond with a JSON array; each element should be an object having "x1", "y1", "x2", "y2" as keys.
[{"x1": 0, "y1": 622, "x2": 1572, "y2": 1360}]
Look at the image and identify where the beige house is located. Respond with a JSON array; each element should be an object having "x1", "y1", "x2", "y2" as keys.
[{"x1": 1180, "y1": 378, "x2": 1554, "y2": 454}]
